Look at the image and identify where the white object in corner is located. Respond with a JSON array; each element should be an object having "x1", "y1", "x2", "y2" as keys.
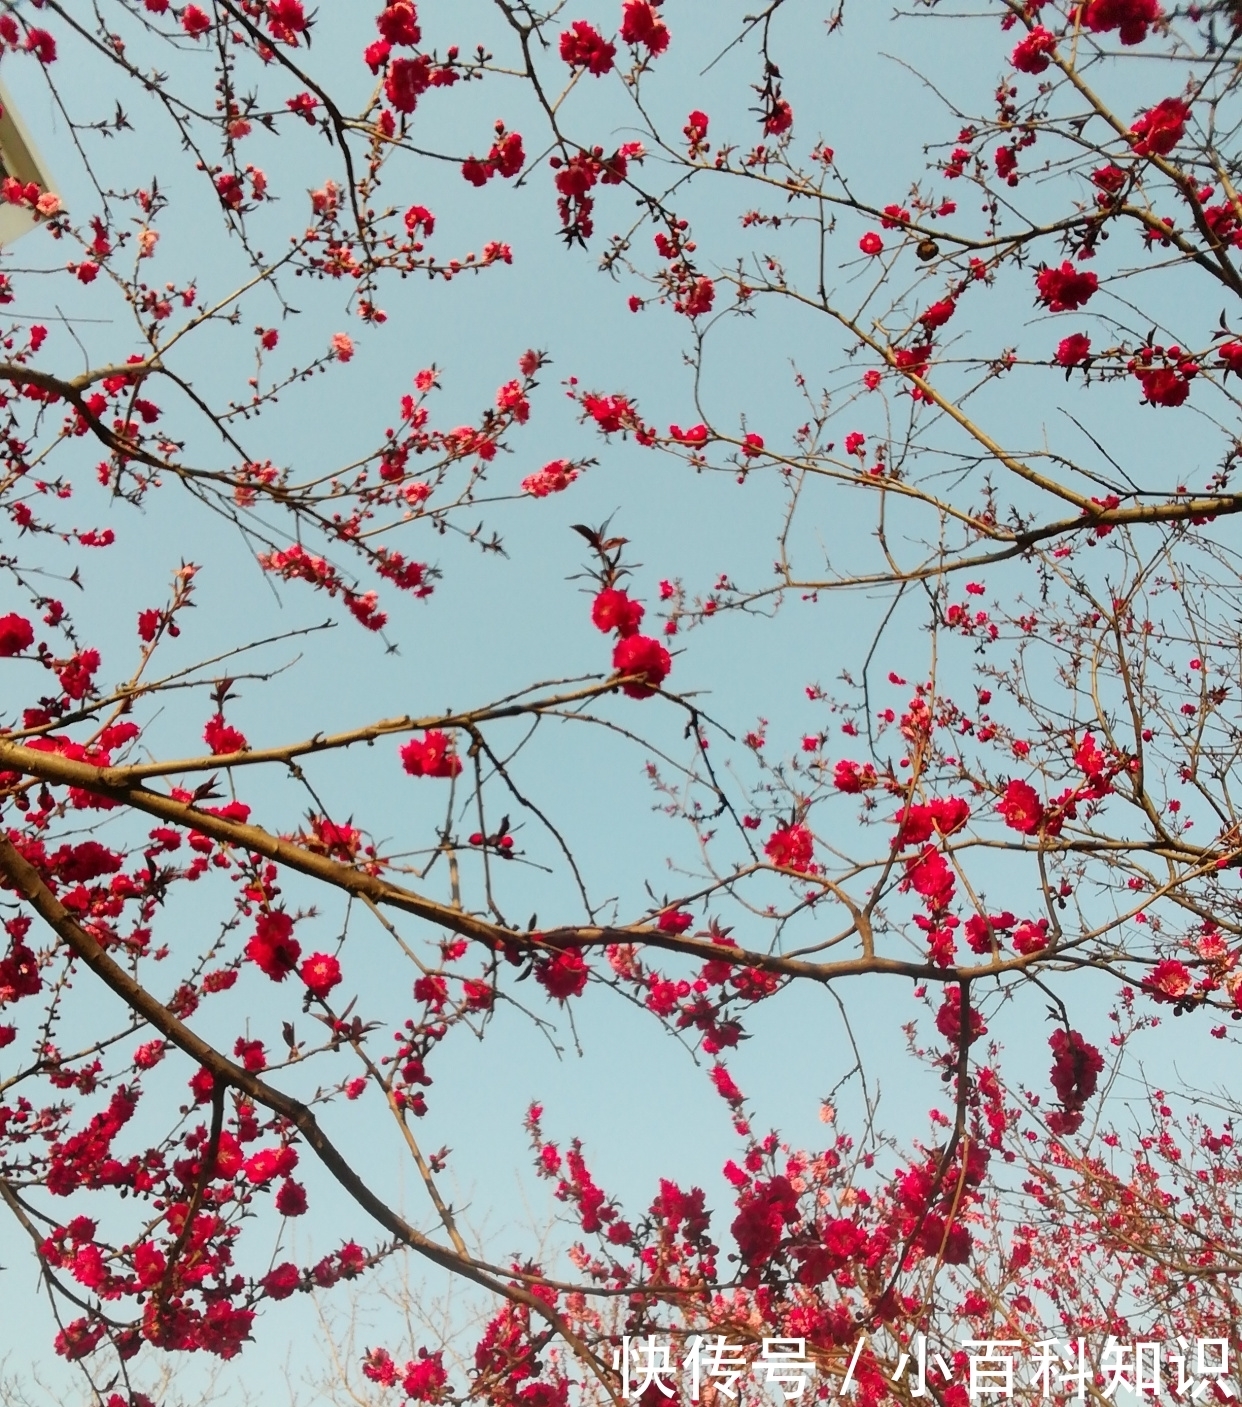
[{"x1": 0, "y1": 76, "x2": 56, "y2": 248}]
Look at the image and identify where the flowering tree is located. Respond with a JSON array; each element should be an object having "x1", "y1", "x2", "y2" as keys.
[{"x1": 3, "y1": 0, "x2": 1242, "y2": 1402}]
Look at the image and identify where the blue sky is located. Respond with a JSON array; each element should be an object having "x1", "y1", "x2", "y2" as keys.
[{"x1": 1, "y1": 1, "x2": 1237, "y2": 1399}]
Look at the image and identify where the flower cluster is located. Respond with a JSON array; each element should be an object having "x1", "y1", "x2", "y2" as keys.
[
  {"x1": 461, "y1": 122, "x2": 525, "y2": 187},
  {"x1": 399, "y1": 730, "x2": 463, "y2": 778}
]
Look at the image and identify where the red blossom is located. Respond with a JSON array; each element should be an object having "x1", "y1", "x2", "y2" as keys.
[
  {"x1": 1133, "y1": 362, "x2": 1193, "y2": 407},
  {"x1": 376, "y1": 2, "x2": 420, "y2": 46},
  {"x1": 55, "y1": 1318, "x2": 106, "y2": 1361},
  {"x1": 57, "y1": 649, "x2": 101, "y2": 701},
  {"x1": 0, "y1": 612, "x2": 34, "y2": 655},
  {"x1": 1130, "y1": 97, "x2": 1189, "y2": 157},
  {"x1": 244, "y1": 1145, "x2": 298, "y2": 1184},
  {"x1": 1011, "y1": 26, "x2": 1056, "y2": 73},
  {"x1": 764, "y1": 99, "x2": 793, "y2": 136},
  {"x1": 364, "y1": 38, "x2": 391, "y2": 72},
  {"x1": 997, "y1": 778, "x2": 1045, "y2": 834},
  {"x1": 536, "y1": 949, "x2": 589, "y2": 1001},
  {"x1": 656, "y1": 908, "x2": 694, "y2": 934},
  {"x1": 669, "y1": 423, "x2": 708, "y2": 444},
  {"x1": 919, "y1": 298, "x2": 956, "y2": 330},
  {"x1": 203, "y1": 714, "x2": 248, "y2": 756},
  {"x1": 522, "y1": 460, "x2": 579, "y2": 496},
  {"x1": 403, "y1": 1350, "x2": 448, "y2": 1402},
  {"x1": 905, "y1": 847, "x2": 956, "y2": 911},
  {"x1": 1035, "y1": 262, "x2": 1099, "y2": 312},
  {"x1": 24, "y1": 27, "x2": 57, "y2": 63},
  {"x1": 246, "y1": 911, "x2": 302, "y2": 982},
  {"x1": 1145, "y1": 958, "x2": 1192, "y2": 1002},
  {"x1": 263, "y1": 1263, "x2": 302, "y2": 1299},
  {"x1": 399, "y1": 731, "x2": 463, "y2": 778},
  {"x1": 620, "y1": 0, "x2": 669, "y2": 56},
  {"x1": 1056, "y1": 332, "x2": 1092, "y2": 366},
  {"x1": 1012, "y1": 918, "x2": 1049, "y2": 956},
  {"x1": 1218, "y1": 341, "x2": 1242, "y2": 376},
  {"x1": 275, "y1": 1178, "x2": 308, "y2": 1216},
  {"x1": 301, "y1": 953, "x2": 342, "y2": 999},
  {"x1": 934, "y1": 987, "x2": 987, "y2": 1044},
  {"x1": 233, "y1": 1038, "x2": 267, "y2": 1072},
  {"x1": 491, "y1": 130, "x2": 525, "y2": 177},
  {"x1": 404, "y1": 204, "x2": 435, "y2": 236},
  {"x1": 592, "y1": 588, "x2": 644, "y2": 637},
  {"x1": 731, "y1": 1175, "x2": 799, "y2": 1273},
  {"x1": 181, "y1": 5, "x2": 211, "y2": 37},
  {"x1": 1078, "y1": 0, "x2": 1162, "y2": 46},
  {"x1": 413, "y1": 974, "x2": 448, "y2": 1010},
  {"x1": 1048, "y1": 1027, "x2": 1104, "y2": 1131},
  {"x1": 676, "y1": 276, "x2": 715, "y2": 317},
  {"x1": 385, "y1": 56, "x2": 432, "y2": 113},
  {"x1": 834, "y1": 759, "x2": 878, "y2": 792},
  {"x1": 0, "y1": 942, "x2": 41, "y2": 1002},
  {"x1": 286, "y1": 92, "x2": 318, "y2": 122},
  {"x1": 266, "y1": 0, "x2": 307, "y2": 44},
  {"x1": 461, "y1": 128, "x2": 525, "y2": 185},
  {"x1": 764, "y1": 823, "x2": 815, "y2": 873},
  {"x1": 612, "y1": 634, "x2": 671, "y2": 697},
  {"x1": 559, "y1": 20, "x2": 617, "y2": 75}
]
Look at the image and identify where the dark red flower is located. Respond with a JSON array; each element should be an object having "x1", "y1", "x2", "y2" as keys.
[
  {"x1": 376, "y1": 2, "x2": 420, "y2": 46},
  {"x1": 559, "y1": 20, "x2": 616, "y2": 75},
  {"x1": 204, "y1": 713, "x2": 248, "y2": 755},
  {"x1": 181, "y1": 5, "x2": 211, "y2": 36},
  {"x1": 1056, "y1": 332, "x2": 1092, "y2": 366},
  {"x1": 1078, "y1": 0, "x2": 1162, "y2": 46},
  {"x1": 1145, "y1": 958, "x2": 1192, "y2": 1002},
  {"x1": 23, "y1": 27, "x2": 57, "y2": 63},
  {"x1": 764, "y1": 823, "x2": 814, "y2": 872},
  {"x1": 919, "y1": 298, "x2": 957, "y2": 330},
  {"x1": 612, "y1": 634, "x2": 671, "y2": 697},
  {"x1": 266, "y1": 0, "x2": 308, "y2": 45},
  {"x1": 399, "y1": 730, "x2": 462, "y2": 778},
  {"x1": 834, "y1": 759, "x2": 878, "y2": 792},
  {"x1": 1011, "y1": 26, "x2": 1056, "y2": 73},
  {"x1": 385, "y1": 56, "x2": 432, "y2": 113},
  {"x1": 275, "y1": 1178, "x2": 308, "y2": 1216},
  {"x1": 592, "y1": 588, "x2": 644, "y2": 637},
  {"x1": 656, "y1": 908, "x2": 694, "y2": 934},
  {"x1": 263, "y1": 1262, "x2": 302, "y2": 1299},
  {"x1": 301, "y1": 952, "x2": 341, "y2": 999},
  {"x1": 934, "y1": 987, "x2": 987, "y2": 1044},
  {"x1": 906, "y1": 847, "x2": 956, "y2": 910},
  {"x1": 403, "y1": 1350, "x2": 448, "y2": 1403},
  {"x1": 1133, "y1": 363, "x2": 1192, "y2": 407},
  {"x1": 1035, "y1": 262, "x2": 1099, "y2": 312},
  {"x1": 1130, "y1": 97, "x2": 1189, "y2": 157},
  {"x1": 246, "y1": 911, "x2": 302, "y2": 981},
  {"x1": 763, "y1": 99, "x2": 793, "y2": 136},
  {"x1": 535, "y1": 949, "x2": 589, "y2": 1001},
  {"x1": 997, "y1": 778, "x2": 1044, "y2": 834},
  {"x1": 0, "y1": 612, "x2": 34, "y2": 656},
  {"x1": 1048, "y1": 1027, "x2": 1104, "y2": 1125},
  {"x1": 620, "y1": 0, "x2": 669, "y2": 56}
]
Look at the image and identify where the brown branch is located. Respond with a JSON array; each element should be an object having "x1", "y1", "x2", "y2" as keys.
[
  {"x1": 0, "y1": 831, "x2": 622, "y2": 1404},
  {"x1": 0, "y1": 736, "x2": 1060, "y2": 987}
]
